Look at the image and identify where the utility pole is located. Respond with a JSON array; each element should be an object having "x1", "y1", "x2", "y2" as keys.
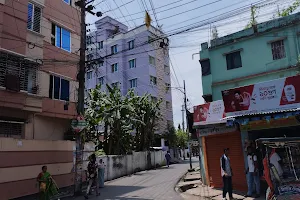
[
  {"x1": 74, "y1": 0, "x2": 86, "y2": 195},
  {"x1": 181, "y1": 105, "x2": 185, "y2": 131},
  {"x1": 74, "y1": 0, "x2": 102, "y2": 195},
  {"x1": 183, "y1": 80, "x2": 192, "y2": 170}
]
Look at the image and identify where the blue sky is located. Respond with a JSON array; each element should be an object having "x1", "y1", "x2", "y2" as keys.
[{"x1": 86, "y1": 0, "x2": 296, "y2": 128}]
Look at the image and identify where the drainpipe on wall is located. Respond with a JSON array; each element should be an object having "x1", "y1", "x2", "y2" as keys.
[
  {"x1": 32, "y1": 113, "x2": 36, "y2": 139},
  {"x1": 295, "y1": 28, "x2": 300, "y2": 64}
]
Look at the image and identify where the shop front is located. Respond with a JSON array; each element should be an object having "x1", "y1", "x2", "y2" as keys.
[
  {"x1": 222, "y1": 75, "x2": 300, "y2": 196},
  {"x1": 193, "y1": 100, "x2": 247, "y2": 191}
]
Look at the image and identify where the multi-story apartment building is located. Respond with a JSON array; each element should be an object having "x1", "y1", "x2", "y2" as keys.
[
  {"x1": 197, "y1": 12, "x2": 300, "y2": 192},
  {"x1": 85, "y1": 16, "x2": 173, "y2": 146},
  {"x1": 0, "y1": 0, "x2": 80, "y2": 198}
]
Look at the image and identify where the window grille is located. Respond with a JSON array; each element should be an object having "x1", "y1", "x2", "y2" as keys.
[{"x1": 0, "y1": 52, "x2": 39, "y2": 94}]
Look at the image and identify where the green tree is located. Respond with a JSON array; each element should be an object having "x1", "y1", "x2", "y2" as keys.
[
  {"x1": 84, "y1": 84, "x2": 161, "y2": 155},
  {"x1": 176, "y1": 129, "x2": 188, "y2": 149},
  {"x1": 278, "y1": 0, "x2": 300, "y2": 17},
  {"x1": 165, "y1": 124, "x2": 177, "y2": 148},
  {"x1": 245, "y1": 6, "x2": 259, "y2": 29}
]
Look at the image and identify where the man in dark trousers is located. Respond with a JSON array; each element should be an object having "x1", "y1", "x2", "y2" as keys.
[{"x1": 220, "y1": 148, "x2": 233, "y2": 200}]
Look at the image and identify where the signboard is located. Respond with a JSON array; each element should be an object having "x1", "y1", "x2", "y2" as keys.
[
  {"x1": 71, "y1": 115, "x2": 87, "y2": 133},
  {"x1": 240, "y1": 116, "x2": 300, "y2": 131},
  {"x1": 222, "y1": 75, "x2": 300, "y2": 116},
  {"x1": 198, "y1": 126, "x2": 237, "y2": 137},
  {"x1": 193, "y1": 100, "x2": 225, "y2": 126}
]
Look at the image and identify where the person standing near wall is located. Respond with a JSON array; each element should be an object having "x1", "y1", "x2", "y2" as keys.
[
  {"x1": 220, "y1": 148, "x2": 233, "y2": 200},
  {"x1": 98, "y1": 159, "x2": 106, "y2": 188},
  {"x1": 245, "y1": 146, "x2": 260, "y2": 198}
]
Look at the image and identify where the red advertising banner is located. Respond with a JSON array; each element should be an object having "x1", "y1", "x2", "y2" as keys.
[
  {"x1": 222, "y1": 75, "x2": 300, "y2": 116},
  {"x1": 193, "y1": 100, "x2": 226, "y2": 126}
]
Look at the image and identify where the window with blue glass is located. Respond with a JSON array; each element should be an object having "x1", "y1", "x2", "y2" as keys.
[
  {"x1": 129, "y1": 59, "x2": 136, "y2": 68},
  {"x1": 98, "y1": 77, "x2": 104, "y2": 85},
  {"x1": 63, "y1": 0, "x2": 71, "y2": 5},
  {"x1": 111, "y1": 45, "x2": 118, "y2": 54},
  {"x1": 87, "y1": 71, "x2": 92, "y2": 80},
  {"x1": 49, "y1": 75, "x2": 70, "y2": 101},
  {"x1": 51, "y1": 23, "x2": 71, "y2": 52},
  {"x1": 128, "y1": 40, "x2": 134, "y2": 50},
  {"x1": 27, "y1": 3, "x2": 41, "y2": 33},
  {"x1": 111, "y1": 63, "x2": 118, "y2": 73},
  {"x1": 129, "y1": 78, "x2": 137, "y2": 88}
]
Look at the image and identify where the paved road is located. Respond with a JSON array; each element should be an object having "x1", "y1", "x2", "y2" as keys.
[{"x1": 72, "y1": 159, "x2": 197, "y2": 200}]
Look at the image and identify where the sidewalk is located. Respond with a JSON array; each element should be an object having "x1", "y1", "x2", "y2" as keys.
[{"x1": 176, "y1": 169, "x2": 265, "y2": 200}]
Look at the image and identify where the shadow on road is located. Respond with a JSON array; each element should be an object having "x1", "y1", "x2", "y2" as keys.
[{"x1": 71, "y1": 185, "x2": 151, "y2": 200}]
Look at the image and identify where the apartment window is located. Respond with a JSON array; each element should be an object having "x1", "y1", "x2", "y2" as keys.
[
  {"x1": 112, "y1": 82, "x2": 119, "y2": 88},
  {"x1": 166, "y1": 101, "x2": 171, "y2": 110},
  {"x1": 129, "y1": 59, "x2": 136, "y2": 68},
  {"x1": 111, "y1": 45, "x2": 118, "y2": 54},
  {"x1": 49, "y1": 75, "x2": 70, "y2": 101},
  {"x1": 51, "y1": 24, "x2": 71, "y2": 52},
  {"x1": 129, "y1": 78, "x2": 137, "y2": 88},
  {"x1": 99, "y1": 62, "x2": 104, "y2": 67},
  {"x1": 128, "y1": 40, "x2": 134, "y2": 50},
  {"x1": 271, "y1": 40, "x2": 286, "y2": 60},
  {"x1": 0, "y1": 52, "x2": 38, "y2": 94},
  {"x1": 164, "y1": 65, "x2": 169, "y2": 74},
  {"x1": 0, "y1": 120, "x2": 23, "y2": 138},
  {"x1": 86, "y1": 54, "x2": 93, "y2": 61},
  {"x1": 98, "y1": 41, "x2": 104, "y2": 49},
  {"x1": 87, "y1": 71, "x2": 92, "y2": 80},
  {"x1": 149, "y1": 56, "x2": 155, "y2": 65},
  {"x1": 165, "y1": 83, "x2": 170, "y2": 93},
  {"x1": 200, "y1": 59, "x2": 211, "y2": 76},
  {"x1": 226, "y1": 51, "x2": 242, "y2": 70},
  {"x1": 111, "y1": 63, "x2": 118, "y2": 73},
  {"x1": 98, "y1": 76, "x2": 104, "y2": 85},
  {"x1": 86, "y1": 36, "x2": 92, "y2": 45},
  {"x1": 27, "y1": 3, "x2": 41, "y2": 33},
  {"x1": 150, "y1": 76, "x2": 157, "y2": 86},
  {"x1": 63, "y1": 0, "x2": 71, "y2": 4}
]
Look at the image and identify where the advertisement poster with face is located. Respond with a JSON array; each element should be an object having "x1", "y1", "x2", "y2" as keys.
[
  {"x1": 222, "y1": 75, "x2": 300, "y2": 116},
  {"x1": 193, "y1": 100, "x2": 225, "y2": 126}
]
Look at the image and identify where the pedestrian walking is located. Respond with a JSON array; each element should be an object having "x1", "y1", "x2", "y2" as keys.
[
  {"x1": 220, "y1": 148, "x2": 233, "y2": 200},
  {"x1": 84, "y1": 154, "x2": 100, "y2": 199},
  {"x1": 245, "y1": 146, "x2": 260, "y2": 198},
  {"x1": 36, "y1": 166, "x2": 58, "y2": 200},
  {"x1": 165, "y1": 151, "x2": 171, "y2": 167},
  {"x1": 98, "y1": 159, "x2": 106, "y2": 188}
]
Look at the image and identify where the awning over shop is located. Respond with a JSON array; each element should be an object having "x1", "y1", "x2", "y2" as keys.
[{"x1": 193, "y1": 100, "x2": 226, "y2": 127}]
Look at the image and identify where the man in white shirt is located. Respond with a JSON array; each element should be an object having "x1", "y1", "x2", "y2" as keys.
[
  {"x1": 269, "y1": 149, "x2": 283, "y2": 177},
  {"x1": 245, "y1": 146, "x2": 260, "y2": 198}
]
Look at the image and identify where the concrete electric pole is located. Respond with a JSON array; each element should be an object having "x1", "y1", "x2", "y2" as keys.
[
  {"x1": 183, "y1": 80, "x2": 192, "y2": 170},
  {"x1": 74, "y1": 0, "x2": 102, "y2": 195}
]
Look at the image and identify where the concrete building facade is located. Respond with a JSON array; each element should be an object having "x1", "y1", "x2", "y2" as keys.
[
  {"x1": 200, "y1": 12, "x2": 300, "y2": 102},
  {"x1": 0, "y1": 0, "x2": 81, "y2": 198},
  {"x1": 85, "y1": 17, "x2": 173, "y2": 144}
]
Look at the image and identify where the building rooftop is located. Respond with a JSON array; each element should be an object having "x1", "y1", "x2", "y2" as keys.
[{"x1": 201, "y1": 12, "x2": 300, "y2": 50}]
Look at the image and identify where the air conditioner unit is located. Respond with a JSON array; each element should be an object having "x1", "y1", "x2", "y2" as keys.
[{"x1": 5, "y1": 74, "x2": 20, "y2": 92}]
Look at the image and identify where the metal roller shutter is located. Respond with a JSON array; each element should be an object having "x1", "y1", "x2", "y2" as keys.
[{"x1": 205, "y1": 131, "x2": 247, "y2": 192}]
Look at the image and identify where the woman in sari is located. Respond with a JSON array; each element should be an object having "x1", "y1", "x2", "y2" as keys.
[{"x1": 37, "y1": 166, "x2": 59, "y2": 200}]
